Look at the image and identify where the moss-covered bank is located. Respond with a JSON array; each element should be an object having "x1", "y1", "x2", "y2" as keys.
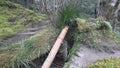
[
  {"x1": 0, "y1": 1, "x2": 55, "y2": 67},
  {"x1": 0, "y1": 0, "x2": 46, "y2": 40},
  {"x1": 0, "y1": 25, "x2": 58, "y2": 67}
]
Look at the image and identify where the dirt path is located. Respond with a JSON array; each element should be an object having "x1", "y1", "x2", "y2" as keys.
[{"x1": 67, "y1": 43, "x2": 120, "y2": 68}]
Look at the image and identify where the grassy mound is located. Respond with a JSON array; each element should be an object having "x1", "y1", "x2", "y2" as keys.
[
  {"x1": 0, "y1": 25, "x2": 58, "y2": 67},
  {"x1": 88, "y1": 58, "x2": 120, "y2": 68},
  {"x1": 0, "y1": 0, "x2": 46, "y2": 40},
  {"x1": 0, "y1": 1, "x2": 56, "y2": 68},
  {"x1": 74, "y1": 18, "x2": 114, "y2": 44}
]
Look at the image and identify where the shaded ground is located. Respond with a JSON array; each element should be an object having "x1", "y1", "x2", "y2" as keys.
[{"x1": 32, "y1": 54, "x2": 65, "y2": 68}]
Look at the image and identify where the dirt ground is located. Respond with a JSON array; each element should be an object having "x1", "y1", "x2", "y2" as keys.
[{"x1": 67, "y1": 41, "x2": 120, "y2": 68}]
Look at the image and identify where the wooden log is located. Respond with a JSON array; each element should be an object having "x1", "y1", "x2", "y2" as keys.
[{"x1": 41, "y1": 26, "x2": 69, "y2": 68}]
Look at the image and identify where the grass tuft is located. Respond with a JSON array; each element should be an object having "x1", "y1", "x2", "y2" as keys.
[
  {"x1": 57, "y1": 4, "x2": 79, "y2": 29},
  {"x1": 0, "y1": 25, "x2": 58, "y2": 67}
]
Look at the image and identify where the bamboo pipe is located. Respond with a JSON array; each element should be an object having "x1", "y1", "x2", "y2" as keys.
[{"x1": 41, "y1": 26, "x2": 69, "y2": 68}]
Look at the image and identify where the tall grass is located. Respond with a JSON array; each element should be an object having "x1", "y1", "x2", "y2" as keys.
[
  {"x1": 57, "y1": 4, "x2": 80, "y2": 29},
  {"x1": 9, "y1": 28, "x2": 52, "y2": 68},
  {"x1": 0, "y1": 25, "x2": 57, "y2": 68}
]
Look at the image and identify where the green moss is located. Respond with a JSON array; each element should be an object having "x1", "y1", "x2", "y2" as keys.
[
  {"x1": 0, "y1": 0, "x2": 46, "y2": 40},
  {"x1": 68, "y1": 43, "x2": 80, "y2": 59},
  {"x1": 76, "y1": 18, "x2": 90, "y2": 31},
  {"x1": 76, "y1": 18, "x2": 112, "y2": 32},
  {"x1": 75, "y1": 18, "x2": 116, "y2": 47},
  {"x1": 64, "y1": 62, "x2": 71, "y2": 68},
  {"x1": 75, "y1": 18, "x2": 99, "y2": 43},
  {"x1": 0, "y1": 0, "x2": 48, "y2": 67},
  {"x1": 0, "y1": 27, "x2": 16, "y2": 38},
  {"x1": 88, "y1": 58, "x2": 120, "y2": 68}
]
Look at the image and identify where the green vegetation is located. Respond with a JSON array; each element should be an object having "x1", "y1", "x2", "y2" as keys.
[
  {"x1": 58, "y1": 2, "x2": 120, "y2": 66},
  {"x1": 88, "y1": 58, "x2": 120, "y2": 68},
  {"x1": 68, "y1": 43, "x2": 79, "y2": 59},
  {"x1": 57, "y1": 0, "x2": 96, "y2": 29},
  {"x1": 0, "y1": 25, "x2": 58, "y2": 67},
  {"x1": 64, "y1": 61, "x2": 71, "y2": 68},
  {"x1": 57, "y1": 0, "x2": 115, "y2": 46},
  {"x1": 0, "y1": 0, "x2": 120, "y2": 68},
  {"x1": 64, "y1": 43, "x2": 79, "y2": 68},
  {"x1": 0, "y1": 1, "x2": 51, "y2": 67},
  {"x1": 114, "y1": 31, "x2": 120, "y2": 43},
  {"x1": 64, "y1": 18, "x2": 115, "y2": 68},
  {"x1": 0, "y1": 0, "x2": 46, "y2": 40},
  {"x1": 57, "y1": 4, "x2": 80, "y2": 29},
  {"x1": 74, "y1": 18, "x2": 113, "y2": 44}
]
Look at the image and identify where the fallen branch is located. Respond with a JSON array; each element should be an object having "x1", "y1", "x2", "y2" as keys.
[{"x1": 41, "y1": 26, "x2": 69, "y2": 68}]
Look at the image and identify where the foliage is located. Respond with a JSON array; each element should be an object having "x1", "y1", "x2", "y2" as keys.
[
  {"x1": 74, "y1": 18, "x2": 114, "y2": 47},
  {"x1": 0, "y1": 25, "x2": 58, "y2": 68},
  {"x1": 0, "y1": 0, "x2": 46, "y2": 40},
  {"x1": 64, "y1": 61, "x2": 71, "y2": 68},
  {"x1": 0, "y1": 1, "x2": 49, "y2": 67},
  {"x1": 57, "y1": 4, "x2": 80, "y2": 29},
  {"x1": 64, "y1": 43, "x2": 80, "y2": 68},
  {"x1": 57, "y1": 0, "x2": 97, "y2": 29},
  {"x1": 88, "y1": 58, "x2": 120, "y2": 68},
  {"x1": 114, "y1": 23, "x2": 120, "y2": 43},
  {"x1": 67, "y1": 43, "x2": 79, "y2": 59},
  {"x1": 109, "y1": 31, "x2": 120, "y2": 43}
]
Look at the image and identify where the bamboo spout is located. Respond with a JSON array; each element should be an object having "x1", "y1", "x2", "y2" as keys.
[{"x1": 41, "y1": 26, "x2": 69, "y2": 68}]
